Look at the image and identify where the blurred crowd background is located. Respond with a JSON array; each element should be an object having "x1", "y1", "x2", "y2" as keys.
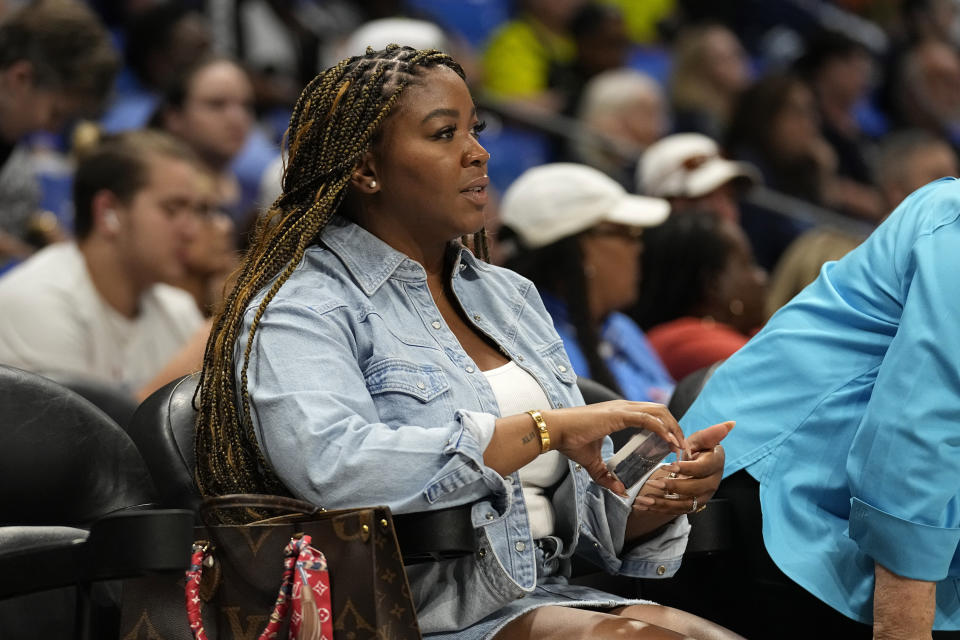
[{"x1": 2, "y1": 0, "x2": 960, "y2": 401}]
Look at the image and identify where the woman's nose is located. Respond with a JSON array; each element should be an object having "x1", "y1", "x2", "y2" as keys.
[{"x1": 463, "y1": 138, "x2": 490, "y2": 167}]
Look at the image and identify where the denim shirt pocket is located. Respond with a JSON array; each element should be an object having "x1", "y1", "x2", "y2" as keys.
[
  {"x1": 364, "y1": 357, "x2": 451, "y2": 402},
  {"x1": 536, "y1": 340, "x2": 578, "y2": 387},
  {"x1": 364, "y1": 357, "x2": 456, "y2": 431}
]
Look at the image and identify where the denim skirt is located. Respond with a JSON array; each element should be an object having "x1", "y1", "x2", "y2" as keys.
[{"x1": 423, "y1": 538, "x2": 653, "y2": 640}]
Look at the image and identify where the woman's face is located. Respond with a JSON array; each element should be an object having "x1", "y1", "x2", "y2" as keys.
[
  {"x1": 579, "y1": 223, "x2": 644, "y2": 319},
  {"x1": 366, "y1": 66, "x2": 490, "y2": 247},
  {"x1": 771, "y1": 82, "x2": 820, "y2": 158},
  {"x1": 702, "y1": 26, "x2": 750, "y2": 95},
  {"x1": 167, "y1": 60, "x2": 254, "y2": 165},
  {"x1": 714, "y1": 222, "x2": 767, "y2": 334}
]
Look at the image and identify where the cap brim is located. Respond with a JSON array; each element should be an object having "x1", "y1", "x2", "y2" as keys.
[
  {"x1": 685, "y1": 160, "x2": 759, "y2": 198},
  {"x1": 605, "y1": 193, "x2": 670, "y2": 228}
]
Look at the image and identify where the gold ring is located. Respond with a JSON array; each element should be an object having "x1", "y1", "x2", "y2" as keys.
[
  {"x1": 667, "y1": 471, "x2": 678, "y2": 479},
  {"x1": 694, "y1": 502, "x2": 708, "y2": 513},
  {"x1": 663, "y1": 492, "x2": 680, "y2": 500},
  {"x1": 690, "y1": 497, "x2": 698, "y2": 513}
]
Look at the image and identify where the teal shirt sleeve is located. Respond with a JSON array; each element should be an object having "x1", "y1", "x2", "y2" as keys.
[{"x1": 846, "y1": 195, "x2": 960, "y2": 581}]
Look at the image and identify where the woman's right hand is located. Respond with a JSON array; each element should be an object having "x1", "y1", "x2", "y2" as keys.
[{"x1": 543, "y1": 401, "x2": 685, "y2": 495}]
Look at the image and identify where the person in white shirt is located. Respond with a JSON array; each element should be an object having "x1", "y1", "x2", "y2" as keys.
[{"x1": 0, "y1": 129, "x2": 211, "y2": 401}]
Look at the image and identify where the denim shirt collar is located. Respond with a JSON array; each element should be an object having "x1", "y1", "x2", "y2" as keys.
[{"x1": 320, "y1": 215, "x2": 489, "y2": 296}]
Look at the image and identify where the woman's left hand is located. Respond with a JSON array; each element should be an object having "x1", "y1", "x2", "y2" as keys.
[{"x1": 634, "y1": 421, "x2": 732, "y2": 516}]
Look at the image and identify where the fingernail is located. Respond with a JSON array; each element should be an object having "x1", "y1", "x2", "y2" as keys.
[{"x1": 636, "y1": 496, "x2": 655, "y2": 505}]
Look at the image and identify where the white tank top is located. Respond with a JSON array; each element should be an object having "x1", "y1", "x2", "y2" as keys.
[{"x1": 483, "y1": 360, "x2": 567, "y2": 539}]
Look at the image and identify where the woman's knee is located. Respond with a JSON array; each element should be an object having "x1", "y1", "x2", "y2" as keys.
[{"x1": 494, "y1": 605, "x2": 691, "y2": 640}]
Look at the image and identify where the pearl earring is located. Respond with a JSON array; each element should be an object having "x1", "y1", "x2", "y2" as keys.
[{"x1": 370, "y1": 180, "x2": 377, "y2": 189}]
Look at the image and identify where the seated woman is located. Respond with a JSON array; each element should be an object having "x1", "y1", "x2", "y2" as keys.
[
  {"x1": 500, "y1": 162, "x2": 675, "y2": 404},
  {"x1": 630, "y1": 211, "x2": 767, "y2": 381},
  {"x1": 194, "y1": 45, "x2": 740, "y2": 639}
]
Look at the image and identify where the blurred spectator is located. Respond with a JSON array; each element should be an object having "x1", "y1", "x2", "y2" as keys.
[
  {"x1": 557, "y1": 2, "x2": 632, "y2": 115},
  {"x1": 631, "y1": 210, "x2": 767, "y2": 381},
  {"x1": 764, "y1": 227, "x2": 862, "y2": 318},
  {"x1": 725, "y1": 71, "x2": 879, "y2": 220},
  {"x1": 482, "y1": 0, "x2": 586, "y2": 112},
  {"x1": 571, "y1": 69, "x2": 667, "y2": 188},
  {"x1": 669, "y1": 23, "x2": 751, "y2": 141},
  {"x1": 890, "y1": 38, "x2": 960, "y2": 151},
  {"x1": 100, "y1": 1, "x2": 213, "y2": 133},
  {"x1": 0, "y1": 129, "x2": 210, "y2": 402},
  {"x1": 0, "y1": 0, "x2": 118, "y2": 264},
  {"x1": 726, "y1": 73, "x2": 830, "y2": 204},
  {"x1": 638, "y1": 132, "x2": 758, "y2": 224},
  {"x1": 605, "y1": 0, "x2": 675, "y2": 44},
  {"x1": 875, "y1": 128, "x2": 959, "y2": 210},
  {"x1": 501, "y1": 162, "x2": 674, "y2": 402},
  {"x1": 795, "y1": 29, "x2": 884, "y2": 220},
  {"x1": 207, "y1": 0, "x2": 364, "y2": 114},
  {"x1": 152, "y1": 56, "x2": 257, "y2": 224},
  {"x1": 171, "y1": 171, "x2": 239, "y2": 317}
]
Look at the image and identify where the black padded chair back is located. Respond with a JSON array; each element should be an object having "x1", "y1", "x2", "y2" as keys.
[
  {"x1": 666, "y1": 362, "x2": 722, "y2": 421},
  {"x1": 0, "y1": 365, "x2": 156, "y2": 526},
  {"x1": 43, "y1": 374, "x2": 140, "y2": 430},
  {"x1": 126, "y1": 372, "x2": 202, "y2": 511}
]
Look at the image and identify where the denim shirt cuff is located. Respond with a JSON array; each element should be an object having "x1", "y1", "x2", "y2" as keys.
[
  {"x1": 422, "y1": 409, "x2": 509, "y2": 506},
  {"x1": 618, "y1": 515, "x2": 690, "y2": 578}
]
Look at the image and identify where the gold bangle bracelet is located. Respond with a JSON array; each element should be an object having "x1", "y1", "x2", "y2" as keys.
[{"x1": 526, "y1": 409, "x2": 550, "y2": 454}]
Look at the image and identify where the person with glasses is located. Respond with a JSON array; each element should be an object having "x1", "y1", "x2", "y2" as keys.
[{"x1": 501, "y1": 162, "x2": 675, "y2": 405}]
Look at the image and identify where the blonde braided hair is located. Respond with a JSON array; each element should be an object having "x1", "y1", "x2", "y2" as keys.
[{"x1": 195, "y1": 45, "x2": 485, "y2": 505}]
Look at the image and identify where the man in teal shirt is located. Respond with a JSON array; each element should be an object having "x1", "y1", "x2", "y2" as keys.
[{"x1": 682, "y1": 178, "x2": 960, "y2": 639}]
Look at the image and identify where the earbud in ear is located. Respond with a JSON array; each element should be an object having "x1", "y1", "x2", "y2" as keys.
[{"x1": 104, "y1": 209, "x2": 120, "y2": 232}]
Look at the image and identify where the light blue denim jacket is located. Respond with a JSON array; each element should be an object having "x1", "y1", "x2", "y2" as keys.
[{"x1": 239, "y1": 216, "x2": 689, "y2": 633}]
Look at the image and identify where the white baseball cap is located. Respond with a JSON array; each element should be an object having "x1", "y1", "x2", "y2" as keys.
[
  {"x1": 638, "y1": 133, "x2": 759, "y2": 198},
  {"x1": 500, "y1": 163, "x2": 670, "y2": 249}
]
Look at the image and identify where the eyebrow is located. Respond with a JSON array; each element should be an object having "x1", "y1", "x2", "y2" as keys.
[{"x1": 420, "y1": 106, "x2": 477, "y2": 124}]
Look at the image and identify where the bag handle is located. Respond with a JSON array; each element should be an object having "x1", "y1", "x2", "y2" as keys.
[{"x1": 199, "y1": 494, "x2": 324, "y2": 525}]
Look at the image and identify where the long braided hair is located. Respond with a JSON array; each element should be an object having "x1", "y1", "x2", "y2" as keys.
[
  {"x1": 195, "y1": 45, "x2": 482, "y2": 502},
  {"x1": 503, "y1": 232, "x2": 624, "y2": 396}
]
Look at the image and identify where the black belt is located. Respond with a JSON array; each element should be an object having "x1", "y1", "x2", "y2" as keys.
[{"x1": 393, "y1": 504, "x2": 476, "y2": 564}]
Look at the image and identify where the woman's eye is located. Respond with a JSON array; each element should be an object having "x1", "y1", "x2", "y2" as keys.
[
  {"x1": 471, "y1": 120, "x2": 487, "y2": 138},
  {"x1": 434, "y1": 127, "x2": 455, "y2": 140}
]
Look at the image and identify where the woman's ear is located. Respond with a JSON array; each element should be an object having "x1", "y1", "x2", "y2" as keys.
[{"x1": 349, "y1": 151, "x2": 380, "y2": 194}]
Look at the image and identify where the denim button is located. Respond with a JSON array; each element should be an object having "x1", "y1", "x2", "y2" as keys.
[
  {"x1": 486, "y1": 512, "x2": 495, "y2": 520},
  {"x1": 516, "y1": 354, "x2": 524, "y2": 361},
  {"x1": 574, "y1": 464, "x2": 582, "y2": 471},
  {"x1": 416, "y1": 382, "x2": 426, "y2": 390},
  {"x1": 515, "y1": 541, "x2": 526, "y2": 552},
  {"x1": 656, "y1": 565, "x2": 666, "y2": 576},
  {"x1": 473, "y1": 314, "x2": 482, "y2": 322},
  {"x1": 431, "y1": 320, "x2": 442, "y2": 329},
  {"x1": 558, "y1": 365, "x2": 567, "y2": 373},
  {"x1": 465, "y1": 365, "x2": 475, "y2": 373}
]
